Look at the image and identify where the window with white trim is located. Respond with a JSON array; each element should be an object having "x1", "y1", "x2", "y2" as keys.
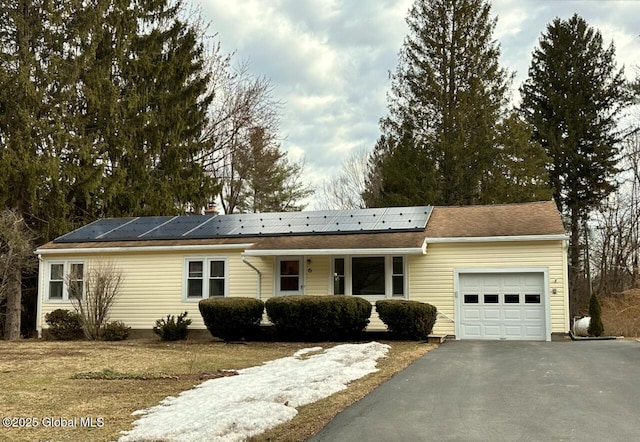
[
  {"x1": 46, "y1": 261, "x2": 85, "y2": 301},
  {"x1": 184, "y1": 258, "x2": 227, "y2": 300},
  {"x1": 331, "y1": 256, "x2": 406, "y2": 299}
]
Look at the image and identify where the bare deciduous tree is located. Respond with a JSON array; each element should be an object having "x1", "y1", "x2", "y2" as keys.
[
  {"x1": 0, "y1": 209, "x2": 36, "y2": 340},
  {"x1": 317, "y1": 148, "x2": 370, "y2": 210},
  {"x1": 200, "y1": 61, "x2": 283, "y2": 213},
  {"x1": 68, "y1": 262, "x2": 124, "y2": 340}
]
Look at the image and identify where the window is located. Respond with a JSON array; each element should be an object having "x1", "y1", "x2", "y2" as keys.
[
  {"x1": 464, "y1": 294, "x2": 479, "y2": 304},
  {"x1": 333, "y1": 258, "x2": 345, "y2": 295},
  {"x1": 484, "y1": 294, "x2": 499, "y2": 303},
  {"x1": 525, "y1": 294, "x2": 541, "y2": 304},
  {"x1": 504, "y1": 294, "x2": 520, "y2": 304},
  {"x1": 330, "y1": 255, "x2": 406, "y2": 299},
  {"x1": 47, "y1": 261, "x2": 84, "y2": 301},
  {"x1": 184, "y1": 258, "x2": 226, "y2": 300},
  {"x1": 352, "y1": 257, "x2": 385, "y2": 296},
  {"x1": 392, "y1": 257, "x2": 404, "y2": 296}
]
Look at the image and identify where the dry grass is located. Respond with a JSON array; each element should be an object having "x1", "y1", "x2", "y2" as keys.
[
  {"x1": 0, "y1": 339, "x2": 433, "y2": 442},
  {"x1": 601, "y1": 289, "x2": 640, "y2": 337}
]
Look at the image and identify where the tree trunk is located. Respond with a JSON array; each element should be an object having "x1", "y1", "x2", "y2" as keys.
[{"x1": 4, "y1": 266, "x2": 22, "y2": 340}]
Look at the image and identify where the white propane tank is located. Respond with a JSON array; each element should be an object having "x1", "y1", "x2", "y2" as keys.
[{"x1": 573, "y1": 316, "x2": 591, "y2": 336}]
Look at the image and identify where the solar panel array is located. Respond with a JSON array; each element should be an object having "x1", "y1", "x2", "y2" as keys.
[{"x1": 54, "y1": 206, "x2": 432, "y2": 243}]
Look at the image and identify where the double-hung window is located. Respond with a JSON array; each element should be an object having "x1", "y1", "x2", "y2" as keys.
[
  {"x1": 185, "y1": 258, "x2": 227, "y2": 300},
  {"x1": 47, "y1": 261, "x2": 85, "y2": 301}
]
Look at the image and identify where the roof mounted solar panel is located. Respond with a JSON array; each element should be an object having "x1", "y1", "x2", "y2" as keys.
[
  {"x1": 98, "y1": 216, "x2": 176, "y2": 240},
  {"x1": 54, "y1": 217, "x2": 137, "y2": 242},
  {"x1": 52, "y1": 206, "x2": 432, "y2": 243}
]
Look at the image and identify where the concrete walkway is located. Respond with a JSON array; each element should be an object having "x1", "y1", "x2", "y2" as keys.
[{"x1": 310, "y1": 340, "x2": 640, "y2": 442}]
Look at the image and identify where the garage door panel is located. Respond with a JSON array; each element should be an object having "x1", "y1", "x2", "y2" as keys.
[
  {"x1": 503, "y1": 308, "x2": 522, "y2": 320},
  {"x1": 483, "y1": 325, "x2": 501, "y2": 338},
  {"x1": 459, "y1": 273, "x2": 546, "y2": 341},
  {"x1": 504, "y1": 325, "x2": 524, "y2": 338},
  {"x1": 482, "y1": 309, "x2": 500, "y2": 320},
  {"x1": 462, "y1": 308, "x2": 481, "y2": 320},
  {"x1": 524, "y1": 308, "x2": 543, "y2": 320}
]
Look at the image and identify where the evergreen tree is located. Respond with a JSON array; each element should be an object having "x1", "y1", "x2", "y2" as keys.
[
  {"x1": 0, "y1": 0, "x2": 60, "y2": 237},
  {"x1": 366, "y1": 0, "x2": 548, "y2": 207},
  {"x1": 228, "y1": 127, "x2": 313, "y2": 213},
  {"x1": 520, "y1": 14, "x2": 629, "y2": 314},
  {"x1": 1, "y1": 0, "x2": 215, "y2": 237},
  {"x1": 587, "y1": 292, "x2": 604, "y2": 337},
  {"x1": 481, "y1": 113, "x2": 553, "y2": 203}
]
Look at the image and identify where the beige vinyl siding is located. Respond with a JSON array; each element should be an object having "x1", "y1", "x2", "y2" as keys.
[
  {"x1": 408, "y1": 240, "x2": 568, "y2": 336},
  {"x1": 38, "y1": 240, "x2": 568, "y2": 336},
  {"x1": 38, "y1": 249, "x2": 273, "y2": 332},
  {"x1": 305, "y1": 256, "x2": 330, "y2": 294}
]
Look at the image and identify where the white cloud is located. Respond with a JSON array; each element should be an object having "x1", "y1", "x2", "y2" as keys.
[{"x1": 192, "y1": 0, "x2": 640, "y2": 208}]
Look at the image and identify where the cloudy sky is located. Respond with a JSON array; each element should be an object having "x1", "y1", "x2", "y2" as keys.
[{"x1": 191, "y1": 0, "x2": 640, "y2": 208}]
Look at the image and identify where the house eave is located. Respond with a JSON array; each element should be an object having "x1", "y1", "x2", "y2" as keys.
[
  {"x1": 35, "y1": 243, "x2": 256, "y2": 256},
  {"x1": 243, "y1": 247, "x2": 426, "y2": 256}
]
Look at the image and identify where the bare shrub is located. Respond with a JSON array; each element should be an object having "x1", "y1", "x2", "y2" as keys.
[
  {"x1": 600, "y1": 289, "x2": 640, "y2": 337},
  {"x1": 68, "y1": 263, "x2": 124, "y2": 340}
]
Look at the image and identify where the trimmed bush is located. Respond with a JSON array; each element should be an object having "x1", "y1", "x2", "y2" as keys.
[
  {"x1": 102, "y1": 321, "x2": 131, "y2": 341},
  {"x1": 45, "y1": 309, "x2": 84, "y2": 340},
  {"x1": 588, "y1": 292, "x2": 604, "y2": 337},
  {"x1": 199, "y1": 297, "x2": 264, "y2": 341},
  {"x1": 376, "y1": 300, "x2": 437, "y2": 340},
  {"x1": 153, "y1": 312, "x2": 192, "y2": 341},
  {"x1": 265, "y1": 295, "x2": 372, "y2": 341}
]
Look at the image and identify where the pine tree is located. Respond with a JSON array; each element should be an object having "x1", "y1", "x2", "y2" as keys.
[
  {"x1": 520, "y1": 14, "x2": 629, "y2": 314},
  {"x1": 0, "y1": 0, "x2": 60, "y2": 236},
  {"x1": 366, "y1": 0, "x2": 548, "y2": 207},
  {"x1": 230, "y1": 127, "x2": 313, "y2": 213}
]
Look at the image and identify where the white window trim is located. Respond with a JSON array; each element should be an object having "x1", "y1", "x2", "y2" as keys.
[
  {"x1": 330, "y1": 255, "x2": 408, "y2": 300},
  {"x1": 45, "y1": 260, "x2": 86, "y2": 302},
  {"x1": 183, "y1": 257, "x2": 229, "y2": 301},
  {"x1": 275, "y1": 256, "x2": 304, "y2": 296}
]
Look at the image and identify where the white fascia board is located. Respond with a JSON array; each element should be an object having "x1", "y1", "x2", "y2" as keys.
[
  {"x1": 244, "y1": 247, "x2": 426, "y2": 257},
  {"x1": 425, "y1": 234, "x2": 568, "y2": 244},
  {"x1": 35, "y1": 243, "x2": 255, "y2": 256}
]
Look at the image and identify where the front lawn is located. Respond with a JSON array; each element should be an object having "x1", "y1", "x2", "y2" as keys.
[{"x1": 0, "y1": 339, "x2": 432, "y2": 441}]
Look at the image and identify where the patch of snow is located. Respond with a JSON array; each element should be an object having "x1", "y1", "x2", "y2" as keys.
[{"x1": 119, "y1": 341, "x2": 389, "y2": 442}]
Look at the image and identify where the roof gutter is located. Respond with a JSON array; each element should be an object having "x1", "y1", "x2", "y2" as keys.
[
  {"x1": 35, "y1": 243, "x2": 255, "y2": 255},
  {"x1": 243, "y1": 247, "x2": 426, "y2": 257},
  {"x1": 425, "y1": 234, "x2": 568, "y2": 244}
]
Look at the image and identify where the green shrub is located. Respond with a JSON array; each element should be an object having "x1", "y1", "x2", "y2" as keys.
[
  {"x1": 102, "y1": 321, "x2": 131, "y2": 341},
  {"x1": 45, "y1": 309, "x2": 84, "y2": 340},
  {"x1": 199, "y1": 297, "x2": 264, "y2": 341},
  {"x1": 153, "y1": 312, "x2": 192, "y2": 341},
  {"x1": 588, "y1": 292, "x2": 604, "y2": 337},
  {"x1": 376, "y1": 300, "x2": 437, "y2": 340},
  {"x1": 265, "y1": 295, "x2": 372, "y2": 341}
]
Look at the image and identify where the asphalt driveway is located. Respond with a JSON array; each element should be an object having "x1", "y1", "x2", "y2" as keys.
[{"x1": 310, "y1": 340, "x2": 640, "y2": 442}]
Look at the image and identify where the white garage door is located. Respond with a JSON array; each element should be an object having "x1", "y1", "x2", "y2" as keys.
[{"x1": 459, "y1": 273, "x2": 546, "y2": 341}]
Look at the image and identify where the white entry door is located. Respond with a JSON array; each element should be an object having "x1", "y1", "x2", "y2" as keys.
[
  {"x1": 458, "y1": 272, "x2": 546, "y2": 341},
  {"x1": 277, "y1": 257, "x2": 304, "y2": 295}
]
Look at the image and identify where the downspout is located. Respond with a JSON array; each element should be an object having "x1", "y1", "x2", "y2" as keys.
[
  {"x1": 242, "y1": 254, "x2": 262, "y2": 299},
  {"x1": 36, "y1": 253, "x2": 43, "y2": 338}
]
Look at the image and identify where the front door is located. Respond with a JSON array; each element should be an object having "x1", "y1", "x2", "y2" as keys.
[{"x1": 277, "y1": 257, "x2": 304, "y2": 295}]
